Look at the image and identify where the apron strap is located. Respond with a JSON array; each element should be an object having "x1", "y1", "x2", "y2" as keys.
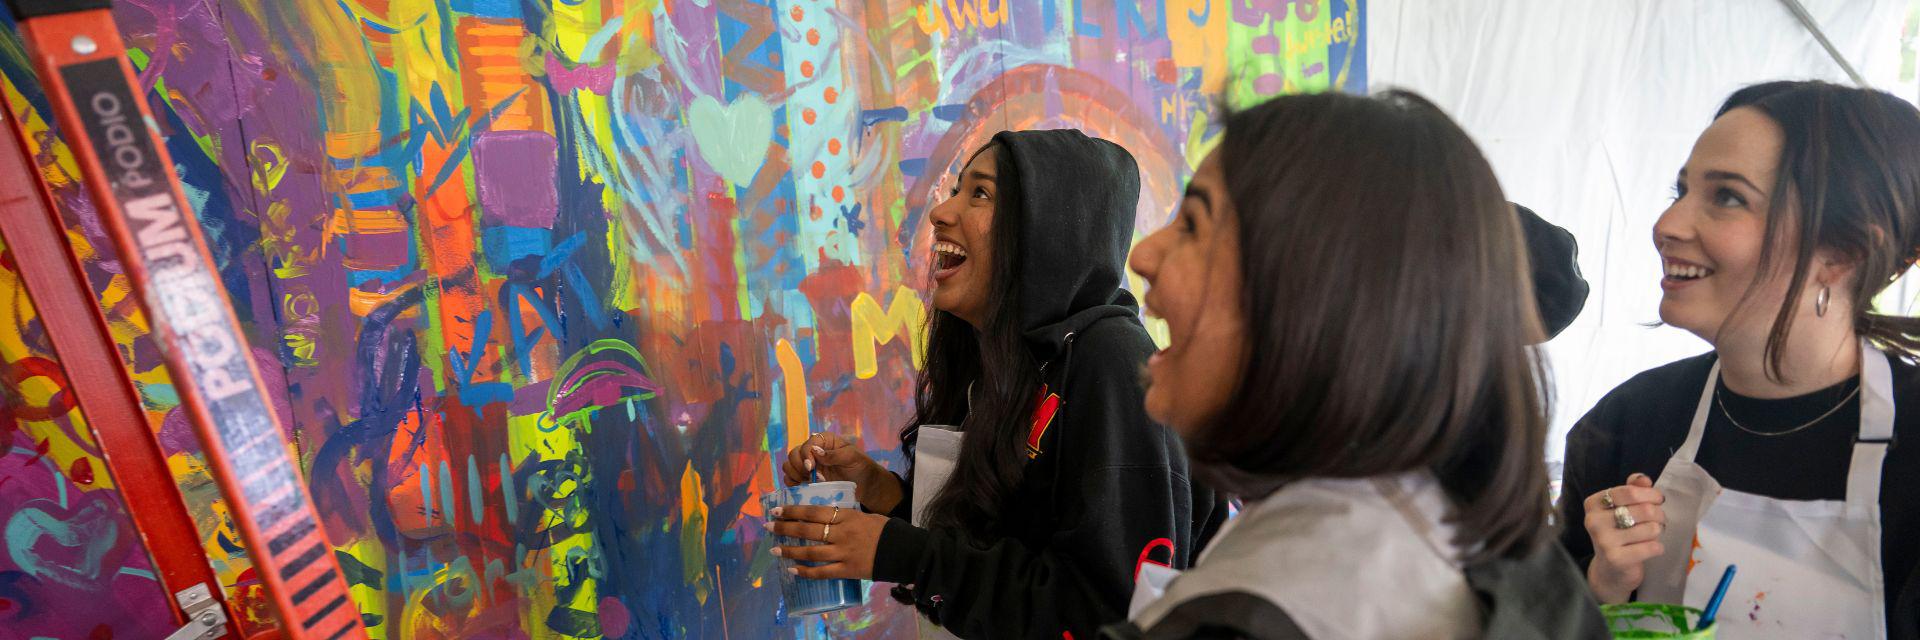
[
  {"x1": 1848, "y1": 342, "x2": 1895, "y2": 507},
  {"x1": 1676, "y1": 361, "x2": 1721, "y2": 462},
  {"x1": 1687, "y1": 342, "x2": 1893, "y2": 506}
]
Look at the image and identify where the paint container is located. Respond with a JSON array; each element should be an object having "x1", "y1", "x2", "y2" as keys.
[
  {"x1": 1601, "y1": 603, "x2": 1714, "y2": 639},
  {"x1": 763, "y1": 480, "x2": 866, "y2": 616}
]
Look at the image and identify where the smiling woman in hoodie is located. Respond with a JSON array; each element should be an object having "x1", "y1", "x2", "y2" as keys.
[{"x1": 769, "y1": 129, "x2": 1227, "y2": 639}]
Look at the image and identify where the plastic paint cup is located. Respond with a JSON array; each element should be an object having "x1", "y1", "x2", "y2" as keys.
[
  {"x1": 763, "y1": 480, "x2": 866, "y2": 616},
  {"x1": 1602, "y1": 603, "x2": 1714, "y2": 639}
]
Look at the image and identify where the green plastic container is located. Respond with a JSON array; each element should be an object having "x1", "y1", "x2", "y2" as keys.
[{"x1": 1602, "y1": 603, "x2": 1714, "y2": 639}]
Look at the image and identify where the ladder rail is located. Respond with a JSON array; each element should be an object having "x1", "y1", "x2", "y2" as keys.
[
  {"x1": 0, "y1": 79, "x2": 237, "y2": 635},
  {"x1": 3, "y1": 3, "x2": 366, "y2": 638}
]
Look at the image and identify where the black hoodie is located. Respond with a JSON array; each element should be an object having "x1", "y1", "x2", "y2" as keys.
[{"x1": 871, "y1": 129, "x2": 1229, "y2": 638}]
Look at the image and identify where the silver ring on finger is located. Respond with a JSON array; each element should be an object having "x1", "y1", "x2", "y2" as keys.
[
  {"x1": 830, "y1": 506, "x2": 842, "y2": 524},
  {"x1": 1612, "y1": 505, "x2": 1636, "y2": 529},
  {"x1": 1601, "y1": 488, "x2": 1616, "y2": 510},
  {"x1": 822, "y1": 523, "x2": 833, "y2": 543}
]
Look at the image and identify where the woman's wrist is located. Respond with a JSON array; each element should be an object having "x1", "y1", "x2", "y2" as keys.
[
  {"x1": 858, "y1": 465, "x2": 904, "y2": 514},
  {"x1": 1587, "y1": 569, "x2": 1631, "y2": 605}
]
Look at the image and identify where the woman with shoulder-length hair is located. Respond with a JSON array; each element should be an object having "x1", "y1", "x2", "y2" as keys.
[{"x1": 1109, "y1": 91, "x2": 1608, "y2": 639}]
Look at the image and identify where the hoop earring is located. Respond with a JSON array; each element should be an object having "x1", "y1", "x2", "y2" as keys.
[{"x1": 1816, "y1": 285, "x2": 1831, "y2": 318}]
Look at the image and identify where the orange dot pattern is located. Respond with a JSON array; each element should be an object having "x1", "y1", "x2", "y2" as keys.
[{"x1": 786, "y1": 0, "x2": 857, "y2": 259}]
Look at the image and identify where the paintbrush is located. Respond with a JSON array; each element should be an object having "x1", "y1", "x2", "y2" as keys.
[
  {"x1": 808, "y1": 434, "x2": 822, "y2": 484},
  {"x1": 1694, "y1": 565, "x2": 1737, "y2": 631}
]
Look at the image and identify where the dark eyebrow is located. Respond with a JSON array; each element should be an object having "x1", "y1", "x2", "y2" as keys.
[
  {"x1": 1702, "y1": 170, "x2": 1763, "y2": 193},
  {"x1": 1184, "y1": 186, "x2": 1213, "y2": 218}
]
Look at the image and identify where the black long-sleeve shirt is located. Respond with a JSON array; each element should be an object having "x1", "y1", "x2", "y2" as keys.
[{"x1": 1557, "y1": 352, "x2": 1920, "y2": 639}]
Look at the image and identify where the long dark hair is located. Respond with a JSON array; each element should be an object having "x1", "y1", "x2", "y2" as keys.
[
  {"x1": 1187, "y1": 91, "x2": 1554, "y2": 561},
  {"x1": 1713, "y1": 81, "x2": 1920, "y2": 381},
  {"x1": 901, "y1": 142, "x2": 1046, "y2": 538}
]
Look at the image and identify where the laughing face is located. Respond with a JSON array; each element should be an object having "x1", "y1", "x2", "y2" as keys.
[
  {"x1": 928, "y1": 146, "x2": 997, "y2": 326},
  {"x1": 1654, "y1": 106, "x2": 1803, "y2": 344},
  {"x1": 1128, "y1": 151, "x2": 1247, "y2": 434}
]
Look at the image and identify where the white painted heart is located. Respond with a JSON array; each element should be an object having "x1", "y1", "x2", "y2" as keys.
[{"x1": 686, "y1": 94, "x2": 774, "y2": 186}]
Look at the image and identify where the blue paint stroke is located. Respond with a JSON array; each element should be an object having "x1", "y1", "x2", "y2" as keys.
[{"x1": 860, "y1": 107, "x2": 909, "y2": 127}]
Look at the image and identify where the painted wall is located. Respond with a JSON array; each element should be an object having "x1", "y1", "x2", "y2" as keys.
[{"x1": 0, "y1": 1, "x2": 1362, "y2": 637}]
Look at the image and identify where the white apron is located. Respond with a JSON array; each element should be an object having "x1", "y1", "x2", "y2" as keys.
[
  {"x1": 1127, "y1": 473, "x2": 1480, "y2": 638},
  {"x1": 911, "y1": 425, "x2": 965, "y2": 640},
  {"x1": 1640, "y1": 340, "x2": 1891, "y2": 639}
]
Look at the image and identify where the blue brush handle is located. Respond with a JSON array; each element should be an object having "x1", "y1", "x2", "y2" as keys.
[{"x1": 1696, "y1": 565, "x2": 1737, "y2": 630}]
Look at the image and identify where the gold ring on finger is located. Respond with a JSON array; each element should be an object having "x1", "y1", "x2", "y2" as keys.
[
  {"x1": 822, "y1": 523, "x2": 833, "y2": 543},
  {"x1": 1601, "y1": 488, "x2": 1616, "y2": 510},
  {"x1": 830, "y1": 506, "x2": 842, "y2": 524},
  {"x1": 1612, "y1": 505, "x2": 1636, "y2": 529}
]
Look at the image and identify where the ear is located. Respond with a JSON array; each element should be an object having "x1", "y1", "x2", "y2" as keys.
[{"x1": 1812, "y1": 248, "x2": 1858, "y2": 291}]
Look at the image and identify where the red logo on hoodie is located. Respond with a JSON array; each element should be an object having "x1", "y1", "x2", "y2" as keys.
[{"x1": 1027, "y1": 385, "x2": 1061, "y2": 458}]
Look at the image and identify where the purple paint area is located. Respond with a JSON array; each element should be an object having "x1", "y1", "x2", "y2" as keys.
[
  {"x1": 0, "y1": 431, "x2": 174, "y2": 639},
  {"x1": 552, "y1": 361, "x2": 662, "y2": 417},
  {"x1": 1256, "y1": 73, "x2": 1286, "y2": 94},
  {"x1": 546, "y1": 55, "x2": 617, "y2": 95},
  {"x1": 475, "y1": 131, "x2": 562, "y2": 228},
  {"x1": 342, "y1": 223, "x2": 415, "y2": 270},
  {"x1": 158, "y1": 405, "x2": 197, "y2": 455},
  {"x1": 0, "y1": 0, "x2": 1367, "y2": 637}
]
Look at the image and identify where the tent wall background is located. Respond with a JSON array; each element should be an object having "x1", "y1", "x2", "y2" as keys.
[{"x1": 1370, "y1": 0, "x2": 1920, "y2": 473}]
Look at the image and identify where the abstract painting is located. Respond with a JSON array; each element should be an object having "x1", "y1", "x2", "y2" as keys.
[{"x1": 0, "y1": 1, "x2": 1362, "y2": 637}]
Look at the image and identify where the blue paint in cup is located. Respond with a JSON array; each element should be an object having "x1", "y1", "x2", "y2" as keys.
[{"x1": 763, "y1": 480, "x2": 866, "y2": 616}]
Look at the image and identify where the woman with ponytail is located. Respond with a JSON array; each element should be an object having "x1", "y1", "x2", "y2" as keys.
[{"x1": 1560, "y1": 80, "x2": 1920, "y2": 639}]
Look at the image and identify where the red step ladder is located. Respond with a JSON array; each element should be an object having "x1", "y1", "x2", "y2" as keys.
[{"x1": 1, "y1": 2, "x2": 365, "y2": 638}]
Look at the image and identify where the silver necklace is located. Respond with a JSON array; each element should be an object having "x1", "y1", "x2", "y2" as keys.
[{"x1": 1714, "y1": 383, "x2": 1860, "y2": 437}]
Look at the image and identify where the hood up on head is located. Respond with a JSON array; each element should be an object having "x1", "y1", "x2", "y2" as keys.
[{"x1": 988, "y1": 129, "x2": 1144, "y2": 361}]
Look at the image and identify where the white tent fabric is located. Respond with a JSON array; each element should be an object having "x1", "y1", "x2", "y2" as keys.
[{"x1": 1368, "y1": 1, "x2": 1917, "y2": 466}]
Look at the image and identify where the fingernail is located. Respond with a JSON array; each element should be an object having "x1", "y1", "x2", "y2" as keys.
[
  {"x1": 805, "y1": 459, "x2": 814, "y2": 472},
  {"x1": 763, "y1": 522, "x2": 773, "y2": 532},
  {"x1": 812, "y1": 446, "x2": 825, "y2": 456},
  {"x1": 787, "y1": 568, "x2": 799, "y2": 575},
  {"x1": 770, "y1": 547, "x2": 783, "y2": 557},
  {"x1": 771, "y1": 507, "x2": 783, "y2": 518}
]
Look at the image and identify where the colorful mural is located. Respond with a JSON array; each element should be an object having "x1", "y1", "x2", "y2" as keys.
[{"x1": 0, "y1": 0, "x2": 1362, "y2": 637}]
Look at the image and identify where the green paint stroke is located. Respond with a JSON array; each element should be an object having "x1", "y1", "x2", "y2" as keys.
[
  {"x1": 467, "y1": 455, "x2": 485, "y2": 525},
  {"x1": 500, "y1": 453, "x2": 519, "y2": 525},
  {"x1": 419, "y1": 462, "x2": 434, "y2": 524},
  {"x1": 6, "y1": 502, "x2": 118, "y2": 590},
  {"x1": 686, "y1": 94, "x2": 773, "y2": 186},
  {"x1": 1226, "y1": 1, "x2": 1345, "y2": 107},
  {"x1": 336, "y1": 550, "x2": 385, "y2": 589},
  {"x1": 548, "y1": 338, "x2": 659, "y2": 428},
  {"x1": 732, "y1": 214, "x2": 753, "y2": 319},
  {"x1": 546, "y1": 606, "x2": 601, "y2": 638},
  {"x1": 439, "y1": 459, "x2": 456, "y2": 526}
]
